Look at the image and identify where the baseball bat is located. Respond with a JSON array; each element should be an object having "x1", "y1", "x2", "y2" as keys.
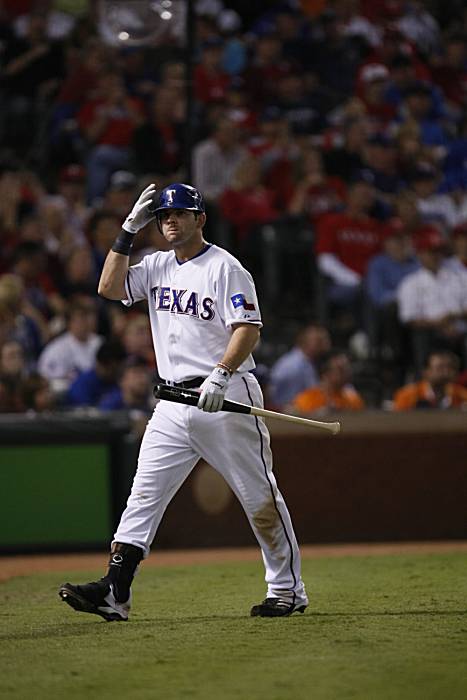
[{"x1": 153, "y1": 384, "x2": 341, "y2": 435}]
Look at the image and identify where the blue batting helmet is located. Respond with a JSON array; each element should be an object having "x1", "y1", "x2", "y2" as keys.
[{"x1": 151, "y1": 183, "x2": 205, "y2": 215}]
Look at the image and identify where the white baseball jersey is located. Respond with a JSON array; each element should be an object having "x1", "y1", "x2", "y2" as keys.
[
  {"x1": 397, "y1": 264, "x2": 467, "y2": 325},
  {"x1": 38, "y1": 332, "x2": 102, "y2": 388},
  {"x1": 115, "y1": 241, "x2": 307, "y2": 608},
  {"x1": 123, "y1": 244, "x2": 262, "y2": 382}
]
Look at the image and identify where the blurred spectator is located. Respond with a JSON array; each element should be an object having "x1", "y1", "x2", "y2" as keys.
[
  {"x1": 322, "y1": 117, "x2": 368, "y2": 183},
  {"x1": 248, "y1": 106, "x2": 299, "y2": 205},
  {"x1": 362, "y1": 133, "x2": 404, "y2": 205},
  {"x1": 58, "y1": 245, "x2": 97, "y2": 298},
  {"x1": 99, "y1": 356, "x2": 153, "y2": 412},
  {"x1": 393, "y1": 350, "x2": 467, "y2": 409},
  {"x1": 194, "y1": 36, "x2": 230, "y2": 106},
  {"x1": 287, "y1": 147, "x2": 346, "y2": 224},
  {"x1": 157, "y1": 61, "x2": 186, "y2": 123},
  {"x1": 43, "y1": 164, "x2": 89, "y2": 248},
  {"x1": 429, "y1": 32, "x2": 467, "y2": 114},
  {"x1": 220, "y1": 156, "x2": 279, "y2": 251},
  {"x1": 67, "y1": 339, "x2": 126, "y2": 407},
  {"x1": 0, "y1": 11, "x2": 65, "y2": 156},
  {"x1": 365, "y1": 218, "x2": 419, "y2": 380},
  {"x1": 19, "y1": 372, "x2": 55, "y2": 412},
  {"x1": 0, "y1": 338, "x2": 27, "y2": 381},
  {"x1": 102, "y1": 170, "x2": 138, "y2": 218},
  {"x1": 13, "y1": 2, "x2": 75, "y2": 41},
  {"x1": 308, "y1": 8, "x2": 363, "y2": 99},
  {"x1": 292, "y1": 350, "x2": 365, "y2": 414},
  {"x1": 87, "y1": 210, "x2": 122, "y2": 275},
  {"x1": 0, "y1": 164, "x2": 37, "y2": 261},
  {"x1": 394, "y1": 121, "x2": 434, "y2": 181},
  {"x1": 397, "y1": 225, "x2": 467, "y2": 374},
  {"x1": 77, "y1": 71, "x2": 145, "y2": 203},
  {"x1": 35, "y1": 200, "x2": 78, "y2": 259},
  {"x1": 385, "y1": 52, "x2": 421, "y2": 109},
  {"x1": 38, "y1": 299, "x2": 103, "y2": 394},
  {"x1": 0, "y1": 272, "x2": 45, "y2": 360},
  {"x1": 395, "y1": 1, "x2": 440, "y2": 55},
  {"x1": 131, "y1": 88, "x2": 184, "y2": 178},
  {"x1": 274, "y1": 73, "x2": 321, "y2": 135},
  {"x1": 396, "y1": 81, "x2": 448, "y2": 147},
  {"x1": 243, "y1": 32, "x2": 293, "y2": 108},
  {"x1": 366, "y1": 208, "x2": 420, "y2": 316},
  {"x1": 11, "y1": 240, "x2": 62, "y2": 320},
  {"x1": 336, "y1": 0, "x2": 383, "y2": 49},
  {"x1": 446, "y1": 223, "x2": 467, "y2": 272},
  {"x1": 222, "y1": 77, "x2": 257, "y2": 134},
  {"x1": 219, "y1": 10, "x2": 246, "y2": 76},
  {"x1": 118, "y1": 46, "x2": 158, "y2": 102},
  {"x1": 408, "y1": 161, "x2": 461, "y2": 230},
  {"x1": 51, "y1": 39, "x2": 110, "y2": 165},
  {"x1": 357, "y1": 62, "x2": 396, "y2": 128},
  {"x1": 55, "y1": 38, "x2": 108, "y2": 107},
  {"x1": 192, "y1": 117, "x2": 247, "y2": 205},
  {"x1": 268, "y1": 323, "x2": 331, "y2": 408},
  {"x1": 121, "y1": 314, "x2": 154, "y2": 368},
  {"x1": 0, "y1": 339, "x2": 27, "y2": 412},
  {"x1": 315, "y1": 169, "x2": 383, "y2": 320}
]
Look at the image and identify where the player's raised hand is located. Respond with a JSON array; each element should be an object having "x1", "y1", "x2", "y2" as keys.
[
  {"x1": 122, "y1": 184, "x2": 157, "y2": 234},
  {"x1": 197, "y1": 365, "x2": 231, "y2": 412}
]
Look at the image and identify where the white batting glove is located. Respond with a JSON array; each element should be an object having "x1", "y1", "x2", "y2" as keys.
[
  {"x1": 197, "y1": 366, "x2": 231, "y2": 412},
  {"x1": 122, "y1": 184, "x2": 157, "y2": 234}
]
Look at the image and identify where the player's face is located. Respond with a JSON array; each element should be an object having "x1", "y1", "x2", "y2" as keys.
[{"x1": 159, "y1": 209, "x2": 205, "y2": 248}]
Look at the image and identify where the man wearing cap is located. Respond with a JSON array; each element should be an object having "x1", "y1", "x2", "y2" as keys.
[
  {"x1": 363, "y1": 134, "x2": 403, "y2": 202},
  {"x1": 409, "y1": 161, "x2": 460, "y2": 230},
  {"x1": 397, "y1": 225, "x2": 467, "y2": 374},
  {"x1": 357, "y1": 63, "x2": 396, "y2": 128},
  {"x1": 398, "y1": 80, "x2": 448, "y2": 147},
  {"x1": 103, "y1": 170, "x2": 138, "y2": 218}
]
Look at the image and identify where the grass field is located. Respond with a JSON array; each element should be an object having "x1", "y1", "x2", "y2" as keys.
[{"x1": 1, "y1": 552, "x2": 466, "y2": 700}]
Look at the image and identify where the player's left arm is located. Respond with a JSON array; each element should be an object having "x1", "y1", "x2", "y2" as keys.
[
  {"x1": 219, "y1": 323, "x2": 260, "y2": 373},
  {"x1": 197, "y1": 323, "x2": 260, "y2": 412}
]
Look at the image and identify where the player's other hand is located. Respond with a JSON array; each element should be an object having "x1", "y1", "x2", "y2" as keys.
[
  {"x1": 122, "y1": 184, "x2": 157, "y2": 234},
  {"x1": 197, "y1": 366, "x2": 231, "y2": 412}
]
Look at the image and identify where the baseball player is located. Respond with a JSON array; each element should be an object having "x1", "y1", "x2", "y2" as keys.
[{"x1": 59, "y1": 183, "x2": 308, "y2": 619}]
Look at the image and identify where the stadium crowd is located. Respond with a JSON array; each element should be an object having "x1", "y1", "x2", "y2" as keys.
[{"x1": 0, "y1": 0, "x2": 467, "y2": 415}]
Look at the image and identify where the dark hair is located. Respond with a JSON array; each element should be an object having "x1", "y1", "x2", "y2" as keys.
[
  {"x1": 87, "y1": 209, "x2": 121, "y2": 235},
  {"x1": 66, "y1": 299, "x2": 97, "y2": 322},
  {"x1": 12, "y1": 241, "x2": 45, "y2": 264},
  {"x1": 426, "y1": 350, "x2": 460, "y2": 371},
  {"x1": 315, "y1": 350, "x2": 348, "y2": 377},
  {"x1": 96, "y1": 340, "x2": 126, "y2": 364}
]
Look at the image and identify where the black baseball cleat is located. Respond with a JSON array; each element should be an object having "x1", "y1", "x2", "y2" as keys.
[
  {"x1": 58, "y1": 579, "x2": 131, "y2": 622},
  {"x1": 250, "y1": 597, "x2": 308, "y2": 617}
]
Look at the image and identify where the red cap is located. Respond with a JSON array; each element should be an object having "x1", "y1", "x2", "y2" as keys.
[{"x1": 414, "y1": 225, "x2": 446, "y2": 252}]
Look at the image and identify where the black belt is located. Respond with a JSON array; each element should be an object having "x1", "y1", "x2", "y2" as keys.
[{"x1": 160, "y1": 377, "x2": 205, "y2": 389}]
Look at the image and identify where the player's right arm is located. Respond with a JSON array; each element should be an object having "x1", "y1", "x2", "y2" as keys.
[
  {"x1": 98, "y1": 183, "x2": 156, "y2": 301},
  {"x1": 98, "y1": 251, "x2": 129, "y2": 300}
]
